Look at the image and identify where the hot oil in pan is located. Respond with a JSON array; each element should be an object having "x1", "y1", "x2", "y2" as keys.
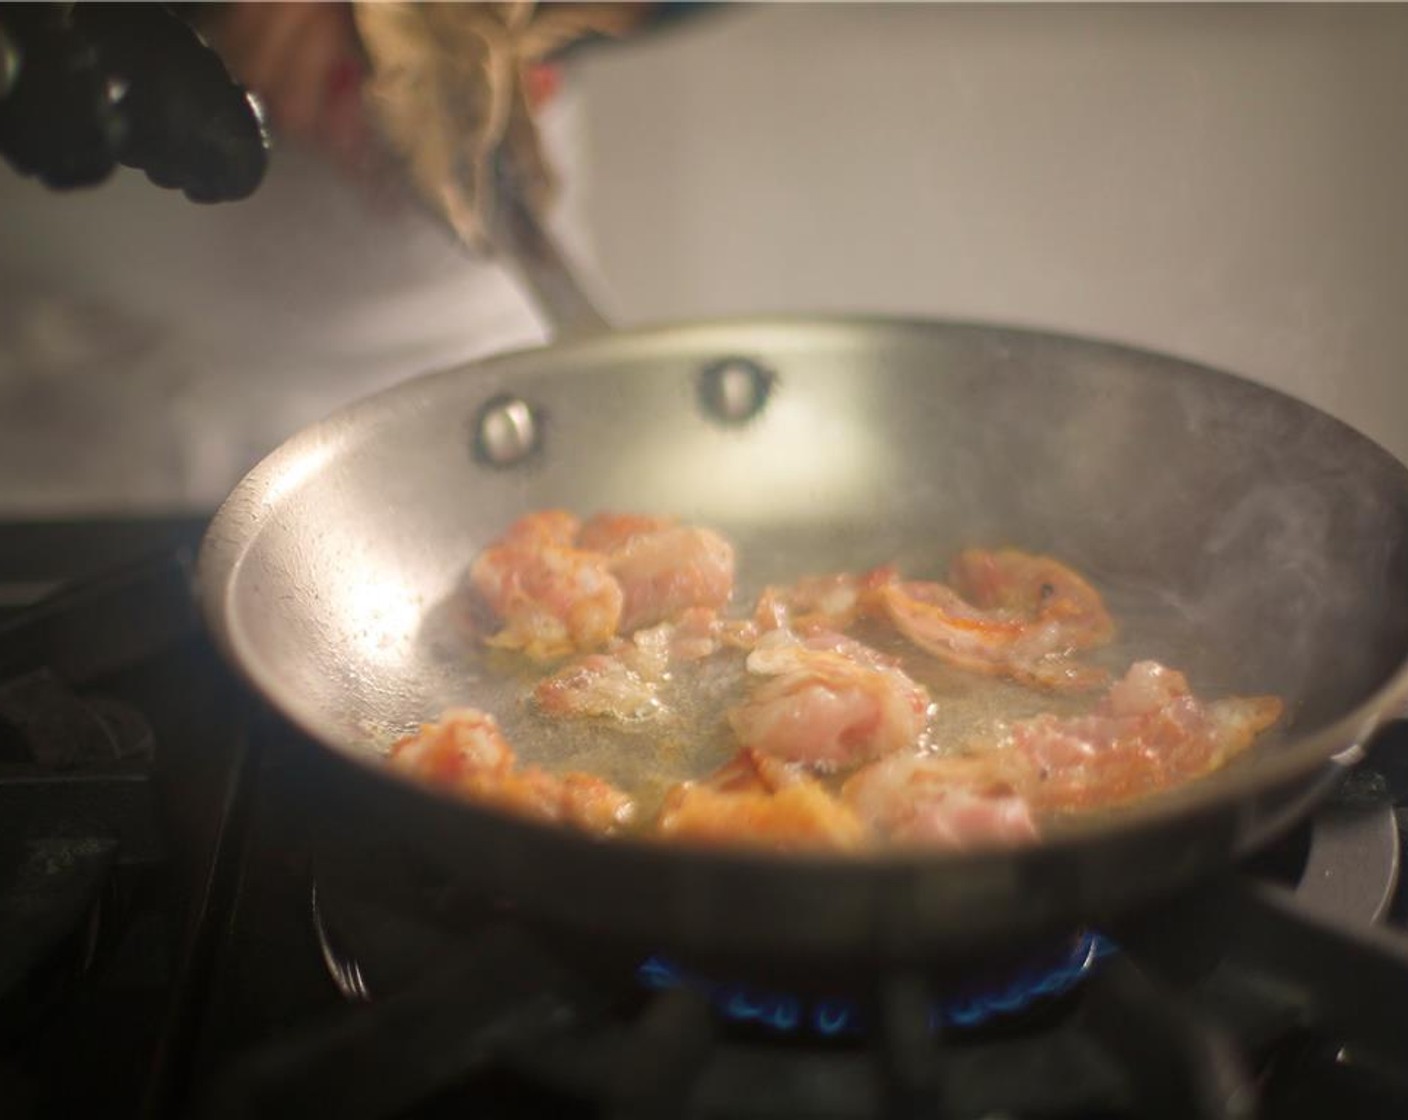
[
  {"x1": 466, "y1": 647, "x2": 751, "y2": 816},
  {"x1": 423, "y1": 529, "x2": 1283, "y2": 826}
]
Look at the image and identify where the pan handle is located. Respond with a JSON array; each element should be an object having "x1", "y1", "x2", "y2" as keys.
[{"x1": 490, "y1": 158, "x2": 612, "y2": 341}]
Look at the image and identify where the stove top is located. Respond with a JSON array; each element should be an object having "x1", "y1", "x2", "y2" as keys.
[{"x1": 4, "y1": 519, "x2": 1408, "y2": 1120}]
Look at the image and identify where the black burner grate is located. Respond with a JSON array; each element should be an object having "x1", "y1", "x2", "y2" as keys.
[
  {"x1": 4, "y1": 530, "x2": 1408, "y2": 1120},
  {"x1": 190, "y1": 748, "x2": 1406, "y2": 1120}
]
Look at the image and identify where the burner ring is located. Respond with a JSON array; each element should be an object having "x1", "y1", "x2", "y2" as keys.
[
  {"x1": 308, "y1": 788, "x2": 1401, "y2": 1030},
  {"x1": 636, "y1": 929, "x2": 1116, "y2": 1037}
]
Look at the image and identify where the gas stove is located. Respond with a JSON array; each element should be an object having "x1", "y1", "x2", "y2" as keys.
[{"x1": 4, "y1": 518, "x2": 1408, "y2": 1120}]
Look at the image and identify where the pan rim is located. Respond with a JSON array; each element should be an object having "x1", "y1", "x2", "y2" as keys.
[{"x1": 197, "y1": 311, "x2": 1408, "y2": 873}]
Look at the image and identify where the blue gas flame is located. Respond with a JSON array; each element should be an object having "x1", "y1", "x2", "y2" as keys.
[{"x1": 636, "y1": 932, "x2": 1116, "y2": 1037}]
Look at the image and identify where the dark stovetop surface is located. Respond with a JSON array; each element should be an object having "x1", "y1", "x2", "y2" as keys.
[{"x1": 4, "y1": 518, "x2": 1408, "y2": 1120}]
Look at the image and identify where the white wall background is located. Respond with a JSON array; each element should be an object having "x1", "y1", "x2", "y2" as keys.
[
  {"x1": 570, "y1": 3, "x2": 1408, "y2": 461},
  {"x1": 1, "y1": 3, "x2": 1406, "y2": 513}
]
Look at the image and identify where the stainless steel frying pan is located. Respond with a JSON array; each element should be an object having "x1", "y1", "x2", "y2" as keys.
[{"x1": 197, "y1": 193, "x2": 1408, "y2": 974}]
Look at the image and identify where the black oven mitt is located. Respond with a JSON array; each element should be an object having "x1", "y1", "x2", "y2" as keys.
[{"x1": 0, "y1": 2, "x2": 268, "y2": 203}]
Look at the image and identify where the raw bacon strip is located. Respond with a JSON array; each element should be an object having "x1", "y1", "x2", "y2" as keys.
[
  {"x1": 704, "y1": 746, "x2": 811, "y2": 793},
  {"x1": 727, "y1": 630, "x2": 930, "y2": 771},
  {"x1": 389, "y1": 708, "x2": 635, "y2": 834},
  {"x1": 670, "y1": 607, "x2": 729, "y2": 662},
  {"x1": 533, "y1": 651, "x2": 662, "y2": 721},
  {"x1": 751, "y1": 566, "x2": 898, "y2": 633},
  {"x1": 657, "y1": 748, "x2": 869, "y2": 852},
  {"x1": 574, "y1": 512, "x2": 737, "y2": 634},
  {"x1": 577, "y1": 512, "x2": 675, "y2": 554},
  {"x1": 1005, "y1": 660, "x2": 1282, "y2": 813},
  {"x1": 878, "y1": 549, "x2": 1114, "y2": 692},
  {"x1": 842, "y1": 752, "x2": 1038, "y2": 850},
  {"x1": 842, "y1": 660, "x2": 1282, "y2": 848},
  {"x1": 469, "y1": 509, "x2": 738, "y2": 659},
  {"x1": 949, "y1": 549, "x2": 1114, "y2": 649},
  {"x1": 532, "y1": 611, "x2": 739, "y2": 724},
  {"x1": 533, "y1": 625, "x2": 672, "y2": 722},
  {"x1": 657, "y1": 784, "x2": 868, "y2": 852},
  {"x1": 387, "y1": 705, "x2": 515, "y2": 781},
  {"x1": 470, "y1": 510, "x2": 622, "y2": 662}
]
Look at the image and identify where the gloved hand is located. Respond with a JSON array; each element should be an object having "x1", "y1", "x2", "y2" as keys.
[
  {"x1": 197, "y1": 2, "x2": 374, "y2": 183},
  {"x1": 0, "y1": 2, "x2": 268, "y2": 203}
]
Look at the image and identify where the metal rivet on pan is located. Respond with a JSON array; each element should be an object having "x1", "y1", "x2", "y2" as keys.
[
  {"x1": 473, "y1": 395, "x2": 541, "y2": 468},
  {"x1": 698, "y1": 358, "x2": 775, "y2": 426}
]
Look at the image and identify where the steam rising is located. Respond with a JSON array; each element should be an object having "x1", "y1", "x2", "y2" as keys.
[
  {"x1": 219, "y1": 320, "x2": 1408, "y2": 762},
  {"x1": 873, "y1": 333, "x2": 1408, "y2": 734}
]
